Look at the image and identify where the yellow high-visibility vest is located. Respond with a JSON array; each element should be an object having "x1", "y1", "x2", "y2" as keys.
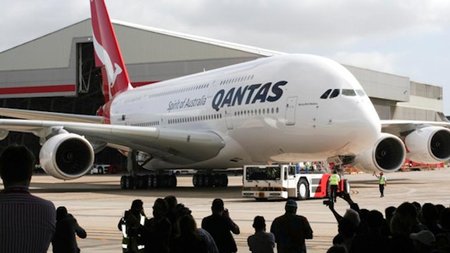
[
  {"x1": 379, "y1": 176, "x2": 386, "y2": 185},
  {"x1": 329, "y1": 174, "x2": 340, "y2": 185},
  {"x1": 121, "y1": 214, "x2": 146, "y2": 250}
]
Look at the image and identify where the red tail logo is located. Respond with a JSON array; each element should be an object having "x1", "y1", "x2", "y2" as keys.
[{"x1": 90, "y1": 0, "x2": 133, "y2": 101}]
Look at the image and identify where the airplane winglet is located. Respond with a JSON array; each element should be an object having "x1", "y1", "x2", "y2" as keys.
[{"x1": 90, "y1": 0, "x2": 133, "y2": 101}]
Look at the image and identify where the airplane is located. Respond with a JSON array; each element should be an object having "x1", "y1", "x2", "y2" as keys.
[{"x1": 0, "y1": 0, "x2": 449, "y2": 189}]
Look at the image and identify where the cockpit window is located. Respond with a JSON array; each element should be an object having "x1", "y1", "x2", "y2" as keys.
[
  {"x1": 356, "y1": 89, "x2": 365, "y2": 96},
  {"x1": 342, "y1": 89, "x2": 356, "y2": 96},
  {"x1": 320, "y1": 89, "x2": 332, "y2": 99},
  {"x1": 329, "y1": 89, "x2": 340, "y2": 98}
]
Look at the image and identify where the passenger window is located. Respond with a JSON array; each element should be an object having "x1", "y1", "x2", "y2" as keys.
[
  {"x1": 342, "y1": 89, "x2": 356, "y2": 96},
  {"x1": 320, "y1": 89, "x2": 332, "y2": 99},
  {"x1": 329, "y1": 89, "x2": 340, "y2": 98}
]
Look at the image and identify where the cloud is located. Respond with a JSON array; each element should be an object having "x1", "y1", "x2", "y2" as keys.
[
  {"x1": 0, "y1": 1, "x2": 88, "y2": 52},
  {"x1": 2, "y1": 0, "x2": 450, "y2": 53}
]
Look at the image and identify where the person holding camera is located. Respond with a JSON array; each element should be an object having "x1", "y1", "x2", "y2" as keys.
[
  {"x1": 202, "y1": 198, "x2": 240, "y2": 253},
  {"x1": 52, "y1": 206, "x2": 87, "y2": 253}
]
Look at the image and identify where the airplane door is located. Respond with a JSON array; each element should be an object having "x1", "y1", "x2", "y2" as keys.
[
  {"x1": 224, "y1": 109, "x2": 233, "y2": 130},
  {"x1": 285, "y1": 96, "x2": 297, "y2": 126}
]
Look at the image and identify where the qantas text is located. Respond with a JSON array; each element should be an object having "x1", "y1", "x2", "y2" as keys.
[{"x1": 211, "y1": 81, "x2": 287, "y2": 111}]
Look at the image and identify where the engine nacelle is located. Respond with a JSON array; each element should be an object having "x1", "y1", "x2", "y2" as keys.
[
  {"x1": 40, "y1": 133, "x2": 94, "y2": 180},
  {"x1": 405, "y1": 126, "x2": 450, "y2": 163},
  {"x1": 353, "y1": 133, "x2": 406, "y2": 173}
]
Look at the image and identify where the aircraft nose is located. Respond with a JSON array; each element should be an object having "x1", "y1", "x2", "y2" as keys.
[{"x1": 352, "y1": 100, "x2": 381, "y2": 146}]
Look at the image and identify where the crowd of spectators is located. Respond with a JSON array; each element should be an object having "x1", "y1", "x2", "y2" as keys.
[{"x1": 326, "y1": 192, "x2": 450, "y2": 253}]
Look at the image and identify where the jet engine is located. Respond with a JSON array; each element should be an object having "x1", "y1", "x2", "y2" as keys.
[
  {"x1": 353, "y1": 133, "x2": 406, "y2": 173},
  {"x1": 40, "y1": 133, "x2": 94, "y2": 180},
  {"x1": 405, "y1": 126, "x2": 450, "y2": 163}
]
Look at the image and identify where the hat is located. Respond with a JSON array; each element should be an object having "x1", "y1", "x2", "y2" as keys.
[
  {"x1": 410, "y1": 230, "x2": 435, "y2": 246},
  {"x1": 286, "y1": 199, "x2": 297, "y2": 208}
]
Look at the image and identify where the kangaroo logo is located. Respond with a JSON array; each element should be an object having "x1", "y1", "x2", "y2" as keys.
[{"x1": 93, "y1": 35, "x2": 122, "y2": 89}]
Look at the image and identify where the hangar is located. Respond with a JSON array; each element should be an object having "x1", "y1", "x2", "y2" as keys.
[{"x1": 0, "y1": 19, "x2": 445, "y2": 165}]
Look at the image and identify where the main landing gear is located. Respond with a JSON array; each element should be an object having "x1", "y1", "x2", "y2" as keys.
[
  {"x1": 120, "y1": 173, "x2": 229, "y2": 189},
  {"x1": 120, "y1": 150, "x2": 229, "y2": 189},
  {"x1": 192, "y1": 173, "x2": 228, "y2": 187},
  {"x1": 120, "y1": 150, "x2": 178, "y2": 189},
  {"x1": 120, "y1": 174, "x2": 177, "y2": 189}
]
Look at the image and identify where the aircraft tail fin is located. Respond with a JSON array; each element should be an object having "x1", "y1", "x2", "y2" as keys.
[{"x1": 90, "y1": 0, "x2": 133, "y2": 101}]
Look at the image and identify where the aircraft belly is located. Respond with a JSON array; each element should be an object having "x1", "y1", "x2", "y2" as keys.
[{"x1": 228, "y1": 121, "x2": 359, "y2": 163}]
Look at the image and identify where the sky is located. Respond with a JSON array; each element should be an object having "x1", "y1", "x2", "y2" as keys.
[{"x1": 1, "y1": 0, "x2": 450, "y2": 113}]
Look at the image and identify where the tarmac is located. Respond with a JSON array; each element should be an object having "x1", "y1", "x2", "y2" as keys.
[{"x1": 3, "y1": 168, "x2": 450, "y2": 253}]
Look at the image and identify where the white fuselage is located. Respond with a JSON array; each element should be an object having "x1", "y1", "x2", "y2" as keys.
[{"x1": 109, "y1": 54, "x2": 381, "y2": 169}]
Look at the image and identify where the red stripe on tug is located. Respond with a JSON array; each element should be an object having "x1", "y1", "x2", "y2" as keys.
[{"x1": 313, "y1": 174, "x2": 331, "y2": 198}]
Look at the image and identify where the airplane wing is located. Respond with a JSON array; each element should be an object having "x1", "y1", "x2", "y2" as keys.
[
  {"x1": 0, "y1": 119, "x2": 225, "y2": 163},
  {"x1": 381, "y1": 119, "x2": 450, "y2": 136},
  {"x1": 0, "y1": 107, "x2": 103, "y2": 123}
]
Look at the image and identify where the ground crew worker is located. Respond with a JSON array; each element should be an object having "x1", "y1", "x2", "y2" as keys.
[
  {"x1": 373, "y1": 172, "x2": 387, "y2": 197},
  {"x1": 118, "y1": 199, "x2": 146, "y2": 253},
  {"x1": 329, "y1": 170, "x2": 341, "y2": 203}
]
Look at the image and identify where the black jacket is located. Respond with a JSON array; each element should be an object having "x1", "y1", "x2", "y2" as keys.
[{"x1": 52, "y1": 214, "x2": 87, "y2": 253}]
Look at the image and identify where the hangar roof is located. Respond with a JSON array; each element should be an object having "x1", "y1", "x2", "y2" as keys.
[{"x1": 0, "y1": 18, "x2": 280, "y2": 71}]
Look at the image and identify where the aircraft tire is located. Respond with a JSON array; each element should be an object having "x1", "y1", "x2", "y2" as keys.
[
  {"x1": 168, "y1": 174, "x2": 177, "y2": 187},
  {"x1": 152, "y1": 175, "x2": 160, "y2": 188},
  {"x1": 213, "y1": 174, "x2": 221, "y2": 187},
  {"x1": 147, "y1": 175, "x2": 154, "y2": 188},
  {"x1": 136, "y1": 175, "x2": 147, "y2": 189},
  {"x1": 120, "y1": 175, "x2": 127, "y2": 189},
  {"x1": 160, "y1": 175, "x2": 169, "y2": 187},
  {"x1": 198, "y1": 174, "x2": 205, "y2": 187},
  {"x1": 125, "y1": 176, "x2": 135, "y2": 190},
  {"x1": 207, "y1": 174, "x2": 212, "y2": 187},
  {"x1": 221, "y1": 174, "x2": 228, "y2": 187},
  {"x1": 192, "y1": 174, "x2": 199, "y2": 187}
]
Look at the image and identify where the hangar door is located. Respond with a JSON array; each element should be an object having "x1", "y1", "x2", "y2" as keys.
[{"x1": 76, "y1": 42, "x2": 99, "y2": 94}]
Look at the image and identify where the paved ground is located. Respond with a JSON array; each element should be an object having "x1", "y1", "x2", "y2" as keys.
[{"x1": 3, "y1": 168, "x2": 450, "y2": 253}]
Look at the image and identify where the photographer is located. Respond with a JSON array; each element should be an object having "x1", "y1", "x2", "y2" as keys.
[
  {"x1": 202, "y1": 198, "x2": 240, "y2": 253},
  {"x1": 52, "y1": 206, "x2": 87, "y2": 253},
  {"x1": 325, "y1": 192, "x2": 360, "y2": 224},
  {"x1": 325, "y1": 193, "x2": 360, "y2": 252}
]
